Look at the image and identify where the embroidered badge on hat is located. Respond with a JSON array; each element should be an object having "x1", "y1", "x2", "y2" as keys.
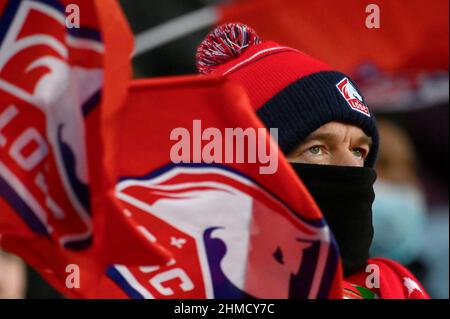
[{"x1": 336, "y1": 77, "x2": 370, "y2": 117}]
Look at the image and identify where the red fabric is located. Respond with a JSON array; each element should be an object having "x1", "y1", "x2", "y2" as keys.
[
  {"x1": 88, "y1": 0, "x2": 171, "y2": 268},
  {"x1": 0, "y1": 0, "x2": 168, "y2": 298},
  {"x1": 345, "y1": 258, "x2": 430, "y2": 299},
  {"x1": 219, "y1": 0, "x2": 449, "y2": 74},
  {"x1": 212, "y1": 41, "x2": 331, "y2": 110},
  {"x1": 97, "y1": 75, "x2": 343, "y2": 298}
]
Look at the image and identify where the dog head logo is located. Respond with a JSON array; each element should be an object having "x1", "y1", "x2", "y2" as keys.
[
  {"x1": 0, "y1": 0, "x2": 104, "y2": 247},
  {"x1": 336, "y1": 77, "x2": 370, "y2": 117},
  {"x1": 116, "y1": 164, "x2": 337, "y2": 298}
]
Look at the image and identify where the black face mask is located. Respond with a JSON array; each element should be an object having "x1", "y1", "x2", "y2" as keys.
[{"x1": 291, "y1": 163, "x2": 377, "y2": 277}]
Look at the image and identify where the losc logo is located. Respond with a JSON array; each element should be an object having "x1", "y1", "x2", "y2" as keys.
[
  {"x1": 0, "y1": 0, "x2": 104, "y2": 248},
  {"x1": 112, "y1": 164, "x2": 337, "y2": 299},
  {"x1": 336, "y1": 77, "x2": 370, "y2": 117}
]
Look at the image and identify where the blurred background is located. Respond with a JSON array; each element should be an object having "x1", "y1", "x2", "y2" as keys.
[{"x1": 1, "y1": 0, "x2": 448, "y2": 299}]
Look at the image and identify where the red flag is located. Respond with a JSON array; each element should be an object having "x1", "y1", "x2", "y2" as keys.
[
  {"x1": 218, "y1": 0, "x2": 449, "y2": 74},
  {"x1": 98, "y1": 75, "x2": 343, "y2": 298},
  {"x1": 0, "y1": 0, "x2": 169, "y2": 298}
]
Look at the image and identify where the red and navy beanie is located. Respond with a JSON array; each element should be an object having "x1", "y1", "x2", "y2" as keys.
[{"x1": 196, "y1": 23, "x2": 379, "y2": 167}]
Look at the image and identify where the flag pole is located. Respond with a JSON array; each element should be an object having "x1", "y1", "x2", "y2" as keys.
[{"x1": 132, "y1": 5, "x2": 220, "y2": 58}]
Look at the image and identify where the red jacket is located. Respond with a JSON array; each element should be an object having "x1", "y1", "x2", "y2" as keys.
[{"x1": 343, "y1": 257, "x2": 430, "y2": 299}]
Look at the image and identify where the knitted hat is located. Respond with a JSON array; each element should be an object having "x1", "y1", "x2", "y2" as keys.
[{"x1": 196, "y1": 23, "x2": 379, "y2": 167}]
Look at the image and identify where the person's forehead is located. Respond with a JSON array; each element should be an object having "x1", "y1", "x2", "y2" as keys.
[{"x1": 306, "y1": 122, "x2": 372, "y2": 143}]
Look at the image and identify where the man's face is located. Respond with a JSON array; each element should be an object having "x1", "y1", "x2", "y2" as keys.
[{"x1": 286, "y1": 121, "x2": 372, "y2": 167}]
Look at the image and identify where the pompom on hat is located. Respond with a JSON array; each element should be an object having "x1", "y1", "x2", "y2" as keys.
[{"x1": 196, "y1": 23, "x2": 379, "y2": 167}]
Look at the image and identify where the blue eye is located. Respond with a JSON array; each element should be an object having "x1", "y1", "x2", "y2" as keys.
[
  {"x1": 309, "y1": 146, "x2": 322, "y2": 155},
  {"x1": 352, "y1": 148, "x2": 365, "y2": 158}
]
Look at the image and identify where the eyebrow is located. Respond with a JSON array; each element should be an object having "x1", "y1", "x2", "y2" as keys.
[
  {"x1": 356, "y1": 135, "x2": 373, "y2": 147},
  {"x1": 303, "y1": 132, "x2": 373, "y2": 147}
]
